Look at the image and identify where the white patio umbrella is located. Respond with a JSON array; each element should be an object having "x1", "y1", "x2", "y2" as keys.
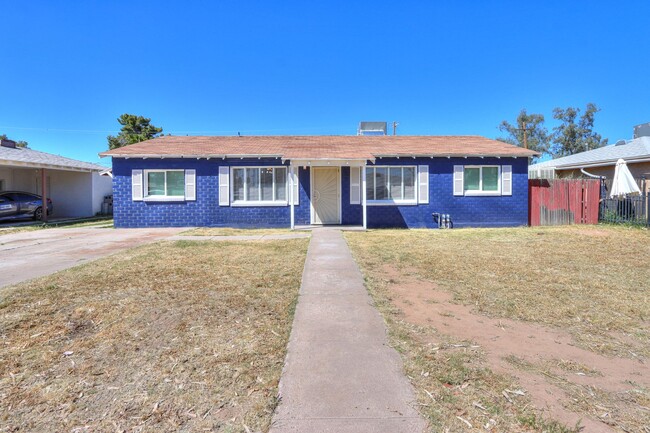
[{"x1": 609, "y1": 159, "x2": 641, "y2": 198}]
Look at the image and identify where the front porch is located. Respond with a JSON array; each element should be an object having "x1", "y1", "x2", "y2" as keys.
[
  {"x1": 293, "y1": 224, "x2": 366, "y2": 231},
  {"x1": 288, "y1": 159, "x2": 370, "y2": 230}
]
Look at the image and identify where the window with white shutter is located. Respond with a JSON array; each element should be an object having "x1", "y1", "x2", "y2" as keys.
[
  {"x1": 132, "y1": 169, "x2": 143, "y2": 201},
  {"x1": 185, "y1": 169, "x2": 196, "y2": 201},
  {"x1": 454, "y1": 165, "x2": 509, "y2": 196},
  {"x1": 418, "y1": 165, "x2": 429, "y2": 204},
  {"x1": 501, "y1": 165, "x2": 512, "y2": 196},
  {"x1": 453, "y1": 165, "x2": 464, "y2": 196},
  {"x1": 219, "y1": 166, "x2": 230, "y2": 206},
  {"x1": 350, "y1": 167, "x2": 360, "y2": 204},
  {"x1": 292, "y1": 167, "x2": 300, "y2": 205}
]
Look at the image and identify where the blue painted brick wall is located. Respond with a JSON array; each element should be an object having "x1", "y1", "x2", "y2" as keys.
[
  {"x1": 113, "y1": 158, "x2": 308, "y2": 228},
  {"x1": 112, "y1": 156, "x2": 529, "y2": 228},
  {"x1": 294, "y1": 166, "x2": 311, "y2": 225},
  {"x1": 364, "y1": 157, "x2": 529, "y2": 228}
]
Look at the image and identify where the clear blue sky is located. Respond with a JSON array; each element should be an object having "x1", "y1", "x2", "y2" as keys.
[{"x1": 2, "y1": 1, "x2": 649, "y2": 167}]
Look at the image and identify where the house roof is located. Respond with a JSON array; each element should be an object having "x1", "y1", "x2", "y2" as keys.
[
  {"x1": 530, "y1": 136, "x2": 650, "y2": 170},
  {"x1": 99, "y1": 135, "x2": 538, "y2": 160},
  {"x1": 0, "y1": 145, "x2": 107, "y2": 172}
]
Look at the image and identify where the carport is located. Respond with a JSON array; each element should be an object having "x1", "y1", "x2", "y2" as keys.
[{"x1": 0, "y1": 139, "x2": 112, "y2": 220}]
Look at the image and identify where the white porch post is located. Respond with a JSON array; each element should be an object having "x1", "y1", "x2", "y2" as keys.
[
  {"x1": 290, "y1": 165, "x2": 295, "y2": 229},
  {"x1": 361, "y1": 163, "x2": 367, "y2": 229}
]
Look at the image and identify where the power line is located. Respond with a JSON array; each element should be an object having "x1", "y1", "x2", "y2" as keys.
[{"x1": 0, "y1": 124, "x2": 355, "y2": 136}]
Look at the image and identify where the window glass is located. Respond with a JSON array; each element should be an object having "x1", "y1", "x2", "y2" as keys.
[
  {"x1": 246, "y1": 168, "x2": 260, "y2": 201},
  {"x1": 482, "y1": 167, "x2": 499, "y2": 191},
  {"x1": 464, "y1": 168, "x2": 480, "y2": 191},
  {"x1": 16, "y1": 193, "x2": 37, "y2": 201},
  {"x1": 389, "y1": 167, "x2": 402, "y2": 200},
  {"x1": 166, "y1": 171, "x2": 185, "y2": 196},
  {"x1": 147, "y1": 172, "x2": 166, "y2": 196},
  {"x1": 403, "y1": 167, "x2": 416, "y2": 200},
  {"x1": 375, "y1": 167, "x2": 389, "y2": 200},
  {"x1": 260, "y1": 168, "x2": 274, "y2": 201},
  {"x1": 365, "y1": 168, "x2": 375, "y2": 200},
  {"x1": 233, "y1": 168, "x2": 245, "y2": 201},
  {"x1": 274, "y1": 168, "x2": 286, "y2": 201}
]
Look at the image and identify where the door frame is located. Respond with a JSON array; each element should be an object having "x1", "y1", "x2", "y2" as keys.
[{"x1": 310, "y1": 166, "x2": 341, "y2": 225}]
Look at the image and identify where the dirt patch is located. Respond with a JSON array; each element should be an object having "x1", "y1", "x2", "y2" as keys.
[{"x1": 383, "y1": 264, "x2": 650, "y2": 432}]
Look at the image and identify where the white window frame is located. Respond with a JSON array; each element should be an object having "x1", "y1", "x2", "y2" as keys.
[
  {"x1": 365, "y1": 165, "x2": 418, "y2": 206},
  {"x1": 143, "y1": 169, "x2": 186, "y2": 201},
  {"x1": 463, "y1": 165, "x2": 502, "y2": 196},
  {"x1": 230, "y1": 166, "x2": 289, "y2": 207}
]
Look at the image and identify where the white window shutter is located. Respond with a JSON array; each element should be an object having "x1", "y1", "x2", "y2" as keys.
[
  {"x1": 418, "y1": 165, "x2": 429, "y2": 204},
  {"x1": 453, "y1": 165, "x2": 464, "y2": 196},
  {"x1": 292, "y1": 167, "x2": 300, "y2": 205},
  {"x1": 185, "y1": 169, "x2": 196, "y2": 201},
  {"x1": 132, "y1": 169, "x2": 143, "y2": 201},
  {"x1": 502, "y1": 165, "x2": 512, "y2": 196},
  {"x1": 219, "y1": 166, "x2": 230, "y2": 206},
  {"x1": 350, "y1": 167, "x2": 361, "y2": 204}
]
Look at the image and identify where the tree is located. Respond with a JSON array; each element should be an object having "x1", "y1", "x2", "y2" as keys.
[
  {"x1": 0, "y1": 134, "x2": 28, "y2": 148},
  {"x1": 497, "y1": 109, "x2": 549, "y2": 159},
  {"x1": 107, "y1": 114, "x2": 163, "y2": 150},
  {"x1": 551, "y1": 103, "x2": 607, "y2": 157}
]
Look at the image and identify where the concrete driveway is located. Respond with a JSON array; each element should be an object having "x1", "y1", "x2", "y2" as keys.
[{"x1": 0, "y1": 227, "x2": 186, "y2": 289}]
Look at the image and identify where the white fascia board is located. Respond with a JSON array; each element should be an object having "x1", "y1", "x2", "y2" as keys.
[
  {"x1": 0, "y1": 159, "x2": 98, "y2": 172},
  {"x1": 289, "y1": 158, "x2": 370, "y2": 167},
  {"x1": 372, "y1": 153, "x2": 527, "y2": 159},
  {"x1": 103, "y1": 154, "x2": 228, "y2": 159},
  {"x1": 102, "y1": 153, "x2": 284, "y2": 160}
]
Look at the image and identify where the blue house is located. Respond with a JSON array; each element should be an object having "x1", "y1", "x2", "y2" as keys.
[{"x1": 100, "y1": 135, "x2": 536, "y2": 229}]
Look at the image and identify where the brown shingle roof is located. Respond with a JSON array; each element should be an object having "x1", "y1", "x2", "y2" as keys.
[{"x1": 99, "y1": 135, "x2": 538, "y2": 160}]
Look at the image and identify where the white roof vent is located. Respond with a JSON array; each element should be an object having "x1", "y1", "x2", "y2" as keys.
[
  {"x1": 633, "y1": 122, "x2": 650, "y2": 138},
  {"x1": 357, "y1": 121, "x2": 387, "y2": 136}
]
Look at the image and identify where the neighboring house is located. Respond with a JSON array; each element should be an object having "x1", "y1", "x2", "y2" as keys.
[
  {"x1": 0, "y1": 139, "x2": 113, "y2": 218},
  {"x1": 99, "y1": 135, "x2": 537, "y2": 229},
  {"x1": 529, "y1": 126, "x2": 650, "y2": 183}
]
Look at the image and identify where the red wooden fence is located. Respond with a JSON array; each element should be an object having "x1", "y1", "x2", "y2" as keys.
[{"x1": 529, "y1": 179, "x2": 601, "y2": 226}]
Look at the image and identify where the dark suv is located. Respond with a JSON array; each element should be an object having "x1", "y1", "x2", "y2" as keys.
[{"x1": 0, "y1": 191, "x2": 53, "y2": 221}]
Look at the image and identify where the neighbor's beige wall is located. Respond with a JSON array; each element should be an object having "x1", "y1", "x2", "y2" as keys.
[{"x1": 556, "y1": 161, "x2": 650, "y2": 193}]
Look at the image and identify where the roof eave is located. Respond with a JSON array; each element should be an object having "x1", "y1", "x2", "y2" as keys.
[
  {"x1": 0, "y1": 158, "x2": 101, "y2": 172},
  {"x1": 551, "y1": 156, "x2": 650, "y2": 170}
]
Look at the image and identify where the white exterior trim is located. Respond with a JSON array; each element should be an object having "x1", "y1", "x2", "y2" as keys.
[
  {"x1": 361, "y1": 164, "x2": 367, "y2": 229},
  {"x1": 143, "y1": 169, "x2": 186, "y2": 200},
  {"x1": 290, "y1": 159, "x2": 369, "y2": 167},
  {"x1": 132, "y1": 169, "x2": 143, "y2": 201},
  {"x1": 289, "y1": 166, "x2": 295, "y2": 229},
  {"x1": 218, "y1": 166, "x2": 230, "y2": 206},
  {"x1": 365, "y1": 165, "x2": 418, "y2": 205},
  {"x1": 229, "y1": 166, "x2": 289, "y2": 207},
  {"x1": 418, "y1": 165, "x2": 429, "y2": 204}
]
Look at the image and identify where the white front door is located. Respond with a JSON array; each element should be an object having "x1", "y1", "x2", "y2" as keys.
[{"x1": 312, "y1": 167, "x2": 340, "y2": 224}]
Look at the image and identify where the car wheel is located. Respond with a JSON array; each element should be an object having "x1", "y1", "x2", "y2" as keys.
[{"x1": 34, "y1": 207, "x2": 43, "y2": 221}]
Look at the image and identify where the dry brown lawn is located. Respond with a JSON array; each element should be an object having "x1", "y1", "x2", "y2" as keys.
[
  {"x1": 346, "y1": 225, "x2": 650, "y2": 433},
  {"x1": 0, "y1": 238, "x2": 308, "y2": 432}
]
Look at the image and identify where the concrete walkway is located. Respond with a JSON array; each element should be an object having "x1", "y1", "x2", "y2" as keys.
[{"x1": 270, "y1": 228, "x2": 426, "y2": 433}]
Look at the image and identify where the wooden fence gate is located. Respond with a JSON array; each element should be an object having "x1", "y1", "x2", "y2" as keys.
[{"x1": 529, "y1": 179, "x2": 601, "y2": 226}]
